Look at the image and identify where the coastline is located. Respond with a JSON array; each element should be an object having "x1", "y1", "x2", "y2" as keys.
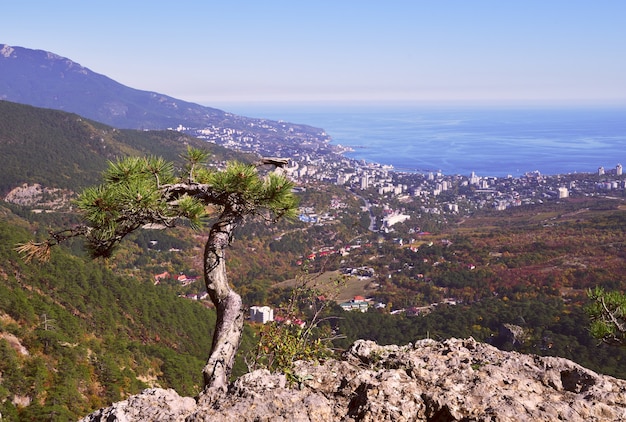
[{"x1": 224, "y1": 104, "x2": 626, "y2": 178}]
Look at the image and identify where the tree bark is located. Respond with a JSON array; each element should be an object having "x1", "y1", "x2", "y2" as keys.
[{"x1": 201, "y1": 211, "x2": 244, "y2": 392}]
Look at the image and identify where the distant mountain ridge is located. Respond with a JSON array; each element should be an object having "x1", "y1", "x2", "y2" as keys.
[
  {"x1": 0, "y1": 44, "x2": 331, "y2": 155},
  {"x1": 0, "y1": 44, "x2": 227, "y2": 129}
]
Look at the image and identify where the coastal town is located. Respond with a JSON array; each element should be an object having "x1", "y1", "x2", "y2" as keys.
[{"x1": 177, "y1": 118, "x2": 626, "y2": 231}]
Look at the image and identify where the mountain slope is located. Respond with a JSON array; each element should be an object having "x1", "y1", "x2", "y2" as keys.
[
  {"x1": 0, "y1": 205, "x2": 228, "y2": 420},
  {"x1": 0, "y1": 100, "x2": 250, "y2": 195}
]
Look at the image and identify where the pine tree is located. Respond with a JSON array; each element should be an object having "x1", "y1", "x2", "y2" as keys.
[{"x1": 17, "y1": 147, "x2": 297, "y2": 392}]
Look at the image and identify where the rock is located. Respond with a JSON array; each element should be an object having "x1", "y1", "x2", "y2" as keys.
[
  {"x1": 78, "y1": 388, "x2": 196, "y2": 422},
  {"x1": 3, "y1": 183, "x2": 73, "y2": 209},
  {"x1": 498, "y1": 323, "x2": 528, "y2": 346},
  {"x1": 80, "y1": 338, "x2": 626, "y2": 421}
]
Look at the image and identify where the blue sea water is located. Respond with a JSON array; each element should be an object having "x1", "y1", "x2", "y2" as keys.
[{"x1": 226, "y1": 104, "x2": 626, "y2": 177}]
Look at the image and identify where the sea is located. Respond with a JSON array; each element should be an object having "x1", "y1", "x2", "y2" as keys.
[{"x1": 223, "y1": 104, "x2": 626, "y2": 178}]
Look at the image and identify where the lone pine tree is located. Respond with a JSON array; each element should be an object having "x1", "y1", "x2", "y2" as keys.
[{"x1": 17, "y1": 147, "x2": 298, "y2": 392}]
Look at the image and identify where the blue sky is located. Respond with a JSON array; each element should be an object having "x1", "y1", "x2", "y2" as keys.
[{"x1": 3, "y1": 1, "x2": 626, "y2": 107}]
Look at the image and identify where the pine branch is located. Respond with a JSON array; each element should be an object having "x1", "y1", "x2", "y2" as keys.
[
  {"x1": 600, "y1": 296, "x2": 626, "y2": 336},
  {"x1": 16, "y1": 226, "x2": 91, "y2": 262}
]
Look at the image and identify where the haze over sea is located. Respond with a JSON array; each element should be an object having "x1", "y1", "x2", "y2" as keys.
[{"x1": 226, "y1": 104, "x2": 626, "y2": 178}]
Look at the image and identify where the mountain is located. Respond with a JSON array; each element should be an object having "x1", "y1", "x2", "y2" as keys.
[
  {"x1": 0, "y1": 100, "x2": 250, "y2": 195},
  {"x1": 0, "y1": 44, "x2": 332, "y2": 157},
  {"x1": 0, "y1": 44, "x2": 226, "y2": 130}
]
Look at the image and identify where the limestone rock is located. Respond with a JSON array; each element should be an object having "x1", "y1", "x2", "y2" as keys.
[
  {"x1": 3, "y1": 183, "x2": 73, "y2": 209},
  {"x1": 80, "y1": 338, "x2": 626, "y2": 421},
  {"x1": 78, "y1": 388, "x2": 196, "y2": 422}
]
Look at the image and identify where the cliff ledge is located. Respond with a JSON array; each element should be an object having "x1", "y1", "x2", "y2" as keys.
[{"x1": 80, "y1": 338, "x2": 626, "y2": 421}]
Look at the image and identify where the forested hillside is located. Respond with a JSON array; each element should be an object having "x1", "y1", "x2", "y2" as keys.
[
  {"x1": 4, "y1": 186, "x2": 626, "y2": 419},
  {"x1": 0, "y1": 203, "x2": 256, "y2": 419},
  {"x1": 0, "y1": 100, "x2": 249, "y2": 194}
]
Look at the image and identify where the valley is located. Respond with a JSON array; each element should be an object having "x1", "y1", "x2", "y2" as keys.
[{"x1": 1, "y1": 71, "x2": 625, "y2": 419}]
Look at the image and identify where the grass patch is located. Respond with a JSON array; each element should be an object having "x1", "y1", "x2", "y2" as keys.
[{"x1": 272, "y1": 270, "x2": 377, "y2": 303}]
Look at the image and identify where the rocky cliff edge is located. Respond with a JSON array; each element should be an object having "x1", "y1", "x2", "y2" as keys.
[{"x1": 79, "y1": 338, "x2": 626, "y2": 421}]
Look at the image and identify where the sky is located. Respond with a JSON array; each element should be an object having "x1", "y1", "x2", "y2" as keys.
[{"x1": 3, "y1": 1, "x2": 626, "y2": 108}]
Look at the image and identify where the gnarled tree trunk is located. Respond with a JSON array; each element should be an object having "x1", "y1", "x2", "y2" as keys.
[{"x1": 202, "y1": 211, "x2": 245, "y2": 392}]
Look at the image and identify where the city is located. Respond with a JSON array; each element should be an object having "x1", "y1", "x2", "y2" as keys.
[{"x1": 177, "y1": 120, "x2": 626, "y2": 234}]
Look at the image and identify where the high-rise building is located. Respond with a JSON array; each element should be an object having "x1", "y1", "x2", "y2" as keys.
[
  {"x1": 617, "y1": 163, "x2": 623, "y2": 176},
  {"x1": 360, "y1": 174, "x2": 369, "y2": 190},
  {"x1": 469, "y1": 171, "x2": 480, "y2": 185}
]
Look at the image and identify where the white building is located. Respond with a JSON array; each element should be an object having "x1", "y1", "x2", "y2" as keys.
[
  {"x1": 558, "y1": 187, "x2": 569, "y2": 199},
  {"x1": 250, "y1": 306, "x2": 274, "y2": 324},
  {"x1": 617, "y1": 163, "x2": 623, "y2": 176},
  {"x1": 382, "y1": 212, "x2": 411, "y2": 228}
]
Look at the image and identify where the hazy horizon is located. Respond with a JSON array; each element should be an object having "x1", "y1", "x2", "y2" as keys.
[
  {"x1": 210, "y1": 100, "x2": 626, "y2": 123},
  {"x1": 4, "y1": 1, "x2": 626, "y2": 106}
]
